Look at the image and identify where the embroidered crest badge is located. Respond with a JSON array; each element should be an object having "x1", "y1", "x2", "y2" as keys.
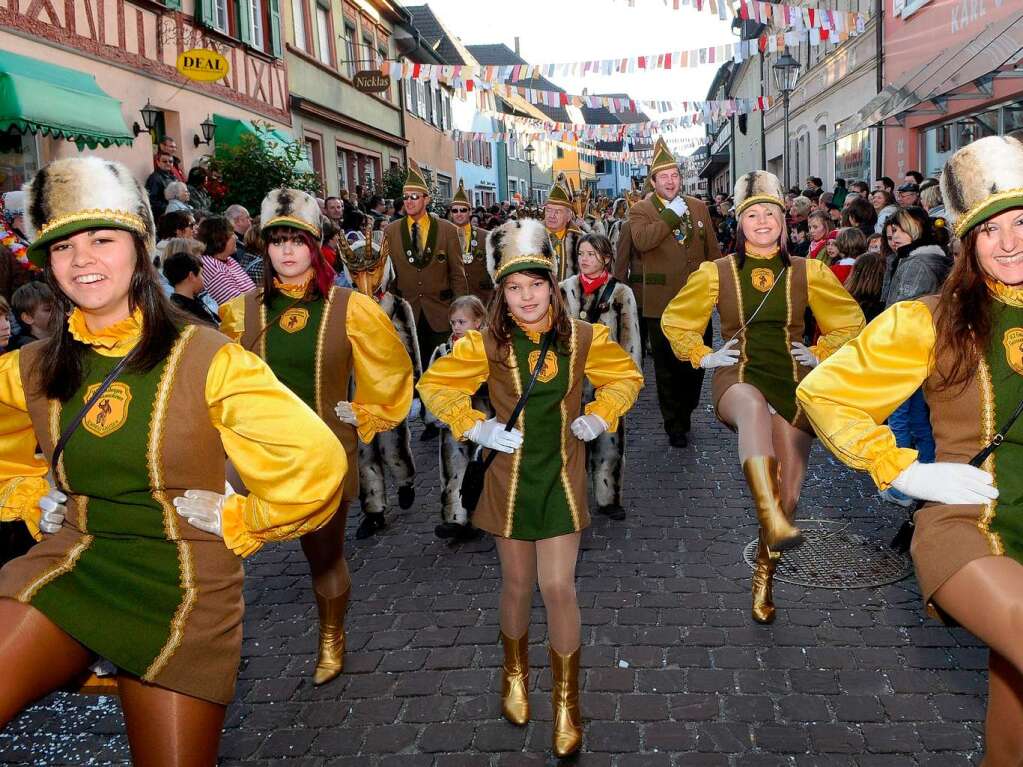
[
  {"x1": 527, "y1": 350, "x2": 558, "y2": 384},
  {"x1": 82, "y1": 382, "x2": 133, "y2": 438},
  {"x1": 279, "y1": 307, "x2": 310, "y2": 333},
  {"x1": 751, "y1": 268, "x2": 775, "y2": 293},
  {"x1": 1003, "y1": 327, "x2": 1023, "y2": 374}
]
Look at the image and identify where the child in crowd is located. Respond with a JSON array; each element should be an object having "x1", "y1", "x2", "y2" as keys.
[
  {"x1": 825, "y1": 227, "x2": 866, "y2": 284},
  {"x1": 7, "y1": 282, "x2": 55, "y2": 349},
  {"x1": 0, "y1": 296, "x2": 12, "y2": 353},
  {"x1": 843, "y1": 250, "x2": 887, "y2": 323},
  {"x1": 162, "y1": 240, "x2": 221, "y2": 325},
  {"x1": 426, "y1": 295, "x2": 492, "y2": 541}
]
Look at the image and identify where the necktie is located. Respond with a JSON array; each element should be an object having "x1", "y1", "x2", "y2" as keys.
[{"x1": 411, "y1": 222, "x2": 420, "y2": 260}]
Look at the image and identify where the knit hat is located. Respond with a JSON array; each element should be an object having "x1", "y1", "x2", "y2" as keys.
[
  {"x1": 941, "y1": 135, "x2": 1023, "y2": 238},
  {"x1": 24, "y1": 156, "x2": 155, "y2": 267},
  {"x1": 404, "y1": 160, "x2": 430, "y2": 195},
  {"x1": 486, "y1": 218, "x2": 555, "y2": 281},
  {"x1": 260, "y1": 188, "x2": 322, "y2": 238},
  {"x1": 734, "y1": 170, "x2": 785, "y2": 217}
]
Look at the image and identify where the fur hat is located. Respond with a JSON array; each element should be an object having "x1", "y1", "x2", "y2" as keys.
[
  {"x1": 260, "y1": 188, "x2": 321, "y2": 238},
  {"x1": 24, "y1": 156, "x2": 155, "y2": 267},
  {"x1": 734, "y1": 170, "x2": 785, "y2": 217},
  {"x1": 941, "y1": 135, "x2": 1023, "y2": 237},
  {"x1": 486, "y1": 218, "x2": 555, "y2": 281}
]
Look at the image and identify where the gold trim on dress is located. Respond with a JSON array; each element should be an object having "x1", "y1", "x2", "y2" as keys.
[
  {"x1": 560, "y1": 321, "x2": 580, "y2": 530},
  {"x1": 729, "y1": 256, "x2": 747, "y2": 384},
  {"x1": 314, "y1": 287, "x2": 334, "y2": 419},
  {"x1": 144, "y1": 325, "x2": 199, "y2": 681},
  {"x1": 503, "y1": 343, "x2": 523, "y2": 539},
  {"x1": 976, "y1": 359, "x2": 1005, "y2": 556},
  {"x1": 18, "y1": 535, "x2": 94, "y2": 603}
]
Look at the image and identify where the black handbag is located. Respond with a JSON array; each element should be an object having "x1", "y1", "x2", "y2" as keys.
[
  {"x1": 460, "y1": 331, "x2": 554, "y2": 514},
  {"x1": 890, "y1": 392, "x2": 1023, "y2": 553}
]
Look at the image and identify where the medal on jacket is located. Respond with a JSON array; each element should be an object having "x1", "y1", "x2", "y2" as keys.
[{"x1": 672, "y1": 210, "x2": 693, "y2": 246}]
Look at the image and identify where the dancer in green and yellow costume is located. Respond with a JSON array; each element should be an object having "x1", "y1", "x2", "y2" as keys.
[
  {"x1": 0, "y1": 157, "x2": 346, "y2": 765},
  {"x1": 661, "y1": 170, "x2": 864, "y2": 624},
  {"x1": 418, "y1": 218, "x2": 643, "y2": 757},
  {"x1": 798, "y1": 135, "x2": 1023, "y2": 763},
  {"x1": 219, "y1": 188, "x2": 413, "y2": 686}
]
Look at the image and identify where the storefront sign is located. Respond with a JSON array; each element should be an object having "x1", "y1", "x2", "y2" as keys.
[
  {"x1": 353, "y1": 71, "x2": 391, "y2": 94},
  {"x1": 836, "y1": 129, "x2": 872, "y2": 184},
  {"x1": 176, "y1": 49, "x2": 230, "y2": 83}
]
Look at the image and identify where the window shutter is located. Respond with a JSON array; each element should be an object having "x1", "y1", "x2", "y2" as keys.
[
  {"x1": 268, "y1": 0, "x2": 283, "y2": 57},
  {"x1": 237, "y1": 0, "x2": 255, "y2": 46},
  {"x1": 164, "y1": 0, "x2": 182, "y2": 10},
  {"x1": 195, "y1": 0, "x2": 216, "y2": 28}
]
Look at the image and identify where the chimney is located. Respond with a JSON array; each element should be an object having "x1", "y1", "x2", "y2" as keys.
[{"x1": 514, "y1": 37, "x2": 520, "y2": 55}]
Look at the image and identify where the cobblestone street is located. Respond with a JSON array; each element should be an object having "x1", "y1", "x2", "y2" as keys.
[{"x1": 0, "y1": 356, "x2": 987, "y2": 766}]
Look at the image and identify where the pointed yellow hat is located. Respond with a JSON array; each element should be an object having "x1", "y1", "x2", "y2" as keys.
[
  {"x1": 649, "y1": 137, "x2": 678, "y2": 177},
  {"x1": 404, "y1": 160, "x2": 430, "y2": 194},
  {"x1": 452, "y1": 179, "x2": 470, "y2": 206}
]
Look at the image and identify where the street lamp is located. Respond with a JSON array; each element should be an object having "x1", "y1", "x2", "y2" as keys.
[
  {"x1": 193, "y1": 115, "x2": 216, "y2": 148},
  {"x1": 525, "y1": 144, "x2": 535, "y2": 205},
  {"x1": 133, "y1": 99, "x2": 161, "y2": 139},
  {"x1": 772, "y1": 49, "x2": 800, "y2": 191}
]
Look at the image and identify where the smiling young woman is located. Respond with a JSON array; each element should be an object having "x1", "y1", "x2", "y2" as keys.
[
  {"x1": 417, "y1": 218, "x2": 643, "y2": 758},
  {"x1": 798, "y1": 135, "x2": 1023, "y2": 762},
  {"x1": 661, "y1": 170, "x2": 864, "y2": 625},
  {"x1": 0, "y1": 157, "x2": 347, "y2": 765}
]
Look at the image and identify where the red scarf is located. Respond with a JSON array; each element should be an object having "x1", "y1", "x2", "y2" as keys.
[{"x1": 580, "y1": 270, "x2": 610, "y2": 296}]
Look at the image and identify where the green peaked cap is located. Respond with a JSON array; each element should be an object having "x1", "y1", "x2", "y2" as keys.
[
  {"x1": 404, "y1": 160, "x2": 429, "y2": 194},
  {"x1": 649, "y1": 136, "x2": 678, "y2": 177},
  {"x1": 452, "y1": 179, "x2": 470, "y2": 205},
  {"x1": 546, "y1": 173, "x2": 573, "y2": 209}
]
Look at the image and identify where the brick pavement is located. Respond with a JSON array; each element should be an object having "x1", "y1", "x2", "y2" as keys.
[{"x1": 0, "y1": 356, "x2": 987, "y2": 766}]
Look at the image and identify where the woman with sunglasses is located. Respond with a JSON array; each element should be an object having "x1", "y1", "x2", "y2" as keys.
[
  {"x1": 661, "y1": 171, "x2": 864, "y2": 624},
  {"x1": 0, "y1": 157, "x2": 346, "y2": 764}
]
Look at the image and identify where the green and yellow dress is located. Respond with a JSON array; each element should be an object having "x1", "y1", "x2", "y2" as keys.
[
  {"x1": 0, "y1": 310, "x2": 346, "y2": 704},
  {"x1": 661, "y1": 249, "x2": 864, "y2": 432},
  {"x1": 220, "y1": 280, "x2": 414, "y2": 500},
  {"x1": 417, "y1": 317, "x2": 643, "y2": 540},
  {"x1": 797, "y1": 282, "x2": 1023, "y2": 617}
]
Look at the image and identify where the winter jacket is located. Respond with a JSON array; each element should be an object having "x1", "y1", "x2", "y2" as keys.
[{"x1": 883, "y1": 243, "x2": 952, "y2": 308}]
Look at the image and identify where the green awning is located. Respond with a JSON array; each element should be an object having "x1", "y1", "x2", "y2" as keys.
[
  {"x1": 0, "y1": 49, "x2": 133, "y2": 149},
  {"x1": 213, "y1": 115, "x2": 314, "y2": 173}
]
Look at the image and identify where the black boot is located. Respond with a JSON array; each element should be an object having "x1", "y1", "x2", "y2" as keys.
[
  {"x1": 398, "y1": 485, "x2": 415, "y2": 510},
  {"x1": 420, "y1": 424, "x2": 440, "y2": 441},
  {"x1": 596, "y1": 503, "x2": 626, "y2": 521},
  {"x1": 355, "y1": 513, "x2": 387, "y2": 539}
]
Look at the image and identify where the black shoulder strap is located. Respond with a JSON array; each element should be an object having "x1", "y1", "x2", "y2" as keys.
[
  {"x1": 585, "y1": 278, "x2": 618, "y2": 324},
  {"x1": 51, "y1": 353, "x2": 132, "y2": 492}
]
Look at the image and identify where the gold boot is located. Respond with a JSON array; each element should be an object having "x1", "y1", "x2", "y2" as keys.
[
  {"x1": 500, "y1": 631, "x2": 530, "y2": 725},
  {"x1": 751, "y1": 535, "x2": 781, "y2": 624},
  {"x1": 742, "y1": 456, "x2": 803, "y2": 551},
  {"x1": 549, "y1": 645, "x2": 582, "y2": 757},
  {"x1": 313, "y1": 588, "x2": 350, "y2": 685}
]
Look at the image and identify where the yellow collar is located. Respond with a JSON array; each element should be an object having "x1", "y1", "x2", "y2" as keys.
[
  {"x1": 407, "y1": 213, "x2": 430, "y2": 229},
  {"x1": 745, "y1": 246, "x2": 780, "y2": 261},
  {"x1": 511, "y1": 307, "x2": 553, "y2": 343},
  {"x1": 273, "y1": 276, "x2": 312, "y2": 299},
  {"x1": 987, "y1": 278, "x2": 1023, "y2": 308},
  {"x1": 547, "y1": 227, "x2": 567, "y2": 239},
  {"x1": 68, "y1": 308, "x2": 143, "y2": 356}
]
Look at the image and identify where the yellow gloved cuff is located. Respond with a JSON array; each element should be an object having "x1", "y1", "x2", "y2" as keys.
[
  {"x1": 870, "y1": 447, "x2": 920, "y2": 490},
  {"x1": 0, "y1": 476, "x2": 50, "y2": 541},
  {"x1": 220, "y1": 493, "x2": 263, "y2": 558}
]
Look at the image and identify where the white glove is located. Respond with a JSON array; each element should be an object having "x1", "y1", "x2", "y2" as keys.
[
  {"x1": 334, "y1": 401, "x2": 358, "y2": 426},
  {"x1": 890, "y1": 461, "x2": 999, "y2": 505},
  {"x1": 409, "y1": 398, "x2": 423, "y2": 421},
  {"x1": 466, "y1": 418, "x2": 523, "y2": 454},
  {"x1": 571, "y1": 414, "x2": 608, "y2": 442},
  {"x1": 699, "y1": 339, "x2": 740, "y2": 369},
  {"x1": 38, "y1": 488, "x2": 67, "y2": 534},
  {"x1": 667, "y1": 196, "x2": 687, "y2": 217},
  {"x1": 173, "y1": 484, "x2": 236, "y2": 538},
  {"x1": 790, "y1": 342, "x2": 819, "y2": 368}
]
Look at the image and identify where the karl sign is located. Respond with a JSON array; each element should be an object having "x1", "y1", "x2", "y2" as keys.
[
  {"x1": 353, "y1": 71, "x2": 391, "y2": 94},
  {"x1": 176, "y1": 49, "x2": 230, "y2": 83}
]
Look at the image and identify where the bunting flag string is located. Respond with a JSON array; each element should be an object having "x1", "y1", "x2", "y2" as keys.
[
  {"x1": 451, "y1": 131, "x2": 710, "y2": 161},
  {"x1": 618, "y1": 0, "x2": 863, "y2": 29}
]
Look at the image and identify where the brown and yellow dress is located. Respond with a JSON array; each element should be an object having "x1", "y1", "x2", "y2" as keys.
[
  {"x1": 661, "y1": 249, "x2": 864, "y2": 432},
  {"x1": 219, "y1": 280, "x2": 414, "y2": 501},
  {"x1": 417, "y1": 318, "x2": 643, "y2": 540},
  {"x1": 0, "y1": 310, "x2": 345, "y2": 704},
  {"x1": 797, "y1": 283, "x2": 1023, "y2": 616}
]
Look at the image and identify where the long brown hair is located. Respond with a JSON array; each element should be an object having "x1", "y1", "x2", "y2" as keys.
[
  {"x1": 844, "y1": 251, "x2": 885, "y2": 302},
  {"x1": 34, "y1": 232, "x2": 188, "y2": 401},
  {"x1": 486, "y1": 268, "x2": 572, "y2": 366},
  {"x1": 933, "y1": 226, "x2": 990, "y2": 391}
]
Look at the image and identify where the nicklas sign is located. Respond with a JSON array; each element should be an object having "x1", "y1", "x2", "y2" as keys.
[
  {"x1": 176, "y1": 49, "x2": 230, "y2": 83},
  {"x1": 353, "y1": 70, "x2": 391, "y2": 94}
]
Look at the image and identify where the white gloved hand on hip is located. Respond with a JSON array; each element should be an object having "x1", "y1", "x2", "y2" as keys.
[
  {"x1": 334, "y1": 401, "x2": 359, "y2": 426},
  {"x1": 173, "y1": 483, "x2": 237, "y2": 539},
  {"x1": 38, "y1": 488, "x2": 67, "y2": 534},
  {"x1": 466, "y1": 418, "x2": 523, "y2": 454},
  {"x1": 699, "y1": 339, "x2": 740, "y2": 369},
  {"x1": 790, "y1": 342, "x2": 819, "y2": 368},
  {"x1": 890, "y1": 461, "x2": 998, "y2": 505},
  {"x1": 570, "y1": 414, "x2": 608, "y2": 442}
]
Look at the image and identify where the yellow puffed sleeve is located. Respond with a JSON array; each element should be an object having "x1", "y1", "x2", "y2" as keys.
[
  {"x1": 347, "y1": 291, "x2": 414, "y2": 443},
  {"x1": 417, "y1": 330, "x2": 490, "y2": 440},
  {"x1": 661, "y1": 260, "x2": 718, "y2": 367},
  {"x1": 806, "y1": 258, "x2": 865, "y2": 360},
  {"x1": 0, "y1": 351, "x2": 49, "y2": 540},
  {"x1": 218, "y1": 295, "x2": 246, "y2": 342},
  {"x1": 796, "y1": 300, "x2": 933, "y2": 489},
  {"x1": 583, "y1": 323, "x2": 644, "y2": 431},
  {"x1": 206, "y1": 343, "x2": 345, "y2": 557}
]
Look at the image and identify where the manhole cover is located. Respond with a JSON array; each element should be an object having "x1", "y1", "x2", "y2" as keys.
[{"x1": 742, "y1": 519, "x2": 913, "y2": 589}]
